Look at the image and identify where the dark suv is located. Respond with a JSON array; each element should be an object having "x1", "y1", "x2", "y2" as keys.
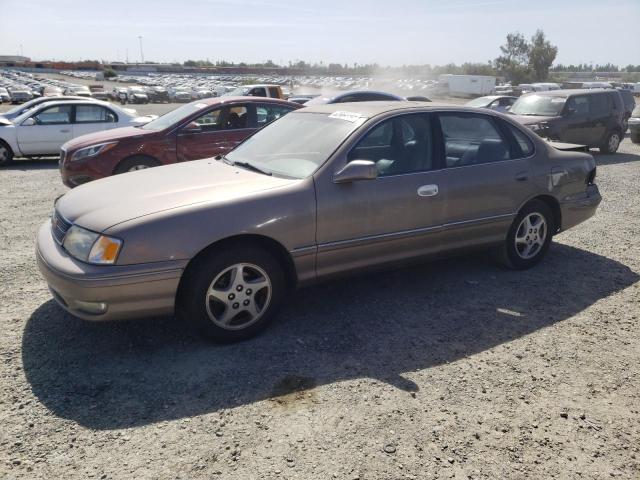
[{"x1": 510, "y1": 89, "x2": 626, "y2": 153}]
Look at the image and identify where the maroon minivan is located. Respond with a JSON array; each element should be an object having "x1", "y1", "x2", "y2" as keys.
[{"x1": 59, "y1": 96, "x2": 301, "y2": 187}]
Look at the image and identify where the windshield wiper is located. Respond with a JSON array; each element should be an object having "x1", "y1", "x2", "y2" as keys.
[
  {"x1": 215, "y1": 154, "x2": 234, "y2": 166},
  {"x1": 232, "y1": 161, "x2": 272, "y2": 176}
]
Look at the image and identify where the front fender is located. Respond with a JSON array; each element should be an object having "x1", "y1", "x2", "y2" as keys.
[
  {"x1": 0, "y1": 129, "x2": 20, "y2": 155},
  {"x1": 104, "y1": 178, "x2": 317, "y2": 266}
]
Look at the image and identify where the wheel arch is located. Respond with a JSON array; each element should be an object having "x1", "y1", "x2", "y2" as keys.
[
  {"x1": 518, "y1": 194, "x2": 562, "y2": 234},
  {"x1": 113, "y1": 153, "x2": 160, "y2": 175},
  {"x1": 0, "y1": 138, "x2": 16, "y2": 163},
  {"x1": 176, "y1": 233, "x2": 298, "y2": 303}
]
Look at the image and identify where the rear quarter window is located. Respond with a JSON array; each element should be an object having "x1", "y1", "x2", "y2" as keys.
[{"x1": 503, "y1": 122, "x2": 535, "y2": 157}]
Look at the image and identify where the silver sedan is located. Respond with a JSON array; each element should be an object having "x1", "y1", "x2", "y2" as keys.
[{"x1": 37, "y1": 102, "x2": 601, "y2": 342}]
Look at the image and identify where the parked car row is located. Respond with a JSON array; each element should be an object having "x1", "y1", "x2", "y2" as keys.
[
  {"x1": 36, "y1": 99, "x2": 602, "y2": 342},
  {"x1": 60, "y1": 96, "x2": 301, "y2": 186},
  {"x1": 0, "y1": 98, "x2": 154, "y2": 165}
]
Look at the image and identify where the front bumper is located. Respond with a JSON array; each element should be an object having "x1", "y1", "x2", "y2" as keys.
[
  {"x1": 36, "y1": 220, "x2": 185, "y2": 321},
  {"x1": 59, "y1": 149, "x2": 111, "y2": 188},
  {"x1": 560, "y1": 184, "x2": 602, "y2": 232}
]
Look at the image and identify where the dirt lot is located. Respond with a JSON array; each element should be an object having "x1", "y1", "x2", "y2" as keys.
[{"x1": 0, "y1": 117, "x2": 639, "y2": 478}]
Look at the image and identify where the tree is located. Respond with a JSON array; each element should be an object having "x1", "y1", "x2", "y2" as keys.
[
  {"x1": 103, "y1": 68, "x2": 117, "y2": 79},
  {"x1": 528, "y1": 30, "x2": 558, "y2": 81},
  {"x1": 495, "y1": 32, "x2": 531, "y2": 83}
]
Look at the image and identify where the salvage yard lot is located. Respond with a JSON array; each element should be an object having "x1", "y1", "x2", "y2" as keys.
[{"x1": 0, "y1": 123, "x2": 639, "y2": 477}]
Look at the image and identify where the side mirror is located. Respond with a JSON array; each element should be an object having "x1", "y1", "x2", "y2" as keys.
[
  {"x1": 565, "y1": 107, "x2": 576, "y2": 116},
  {"x1": 333, "y1": 160, "x2": 378, "y2": 183},
  {"x1": 22, "y1": 117, "x2": 36, "y2": 126},
  {"x1": 181, "y1": 121, "x2": 201, "y2": 133}
]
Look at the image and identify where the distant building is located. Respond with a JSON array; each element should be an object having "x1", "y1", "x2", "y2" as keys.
[{"x1": 0, "y1": 55, "x2": 31, "y2": 65}]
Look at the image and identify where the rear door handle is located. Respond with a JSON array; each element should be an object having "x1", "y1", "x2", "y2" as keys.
[
  {"x1": 417, "y1": 184, "x2": 438, "y2": 197},
  {"x1": 515, "y1": 172, "x2": 529, "y2": 182},
  {"x1": 60, "y1": 129, "x2": 70, "y2": 133}
]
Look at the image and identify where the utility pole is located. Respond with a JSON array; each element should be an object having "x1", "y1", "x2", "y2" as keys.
[
  {"x1": 126, "y1": 49, "x2": 129, "y2": 64},
  {"x1": 19, "y1": 44, "x2": 23, "y2": 57},
  {"x1": 138, "y1": 36, "x2": 144, "y2": 64}
]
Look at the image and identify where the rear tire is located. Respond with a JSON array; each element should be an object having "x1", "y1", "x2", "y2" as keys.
[
  {"x1": 0, "y1": 140, "x2": 14, "y2": 167},
  {"x1": 495, "y1": 200, "x2": 554, "y2": 270},
  {"x1": 114, "y1": 156, "x2": 160, "y2": 174},
  {"x1": 599, "y1": 130, "x2": 621, "y2": 154},
  {"x1": 178, "y1": 245, "x2": 286, "y2": 343}
]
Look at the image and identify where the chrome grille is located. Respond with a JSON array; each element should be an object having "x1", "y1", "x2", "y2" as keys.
[{"x1": 51, "y1": 210, "x2": 72, "y2": 244}]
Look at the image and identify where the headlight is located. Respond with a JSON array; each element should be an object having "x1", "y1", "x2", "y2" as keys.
[
  {"x1": 70, "y1": 142, "x2": 118, "y2": 162},
  {"x1": 62, "y1": 225, "x2": 122, "y2": 264}
]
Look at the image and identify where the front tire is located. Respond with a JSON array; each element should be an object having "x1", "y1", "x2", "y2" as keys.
[
  {"x1": 599, "y1": 130, "x2": 621, "y2": 154},
  {"x1": 114, "y1": 156, "x2": 160, "y2": 174},
  {"x1": 495, "y1": 200, "x2": 554, "y2": 270},
  {"x1": 0, "y1": 141, "x2": 14, "y2": 167},
  {"x1": 178, "y1": 245, "x2": 286, "y2": 342}
]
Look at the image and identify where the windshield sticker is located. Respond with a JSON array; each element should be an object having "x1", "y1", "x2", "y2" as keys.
[
  {"x1": 550, "y1": 98, "x2": 566, "y2": 103},
  {"x1": 329, "y1": 111, "x2": 367, "y2": 124}
]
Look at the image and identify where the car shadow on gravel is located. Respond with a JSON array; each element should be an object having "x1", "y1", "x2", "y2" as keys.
[
  {"x1": 22, "y1": 244, "x2": 638, "y2": 430},
  {"x1": 4, "y1": 158, "x2": 60, "y2": 170},
  {"x1": 593, "y1": 151, "x2": 640, "y2": 166}
]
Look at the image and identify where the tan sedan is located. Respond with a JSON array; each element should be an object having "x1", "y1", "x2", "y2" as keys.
[{"x1": 37, "y1": 102, "x2": 601, "y2": 342}]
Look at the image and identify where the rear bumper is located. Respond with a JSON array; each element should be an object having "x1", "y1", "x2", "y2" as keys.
[
  {"x1": 560, "y1": 184, "x2": 602, "y2": 231},
  {"x1": 36, "y1": 221, "x2": 184, "y2": 321}
]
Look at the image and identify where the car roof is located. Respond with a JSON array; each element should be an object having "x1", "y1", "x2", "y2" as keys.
[
  {"x1": 298, "y1": 101, "x2": 474, "y2": 118},
  {"x1": 241, "y1": 84, "x2": 281, "y2": 89},
  {"x1": 191, "y1": 96, "x2": 300, "y2": 107},
  {"x1": 333, "y1": 90, "x2": 404, "y2": 99},
  {"x1": 527, "y1": 88, "x2": 616, "y2": 97}
]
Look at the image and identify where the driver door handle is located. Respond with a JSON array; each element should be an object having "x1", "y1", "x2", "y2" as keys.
[
  {"x1": 417, "y1": 184, "x2": 439, "y2": 197},
  {"x1": 60, "y1": 129, "x2": 70, "y2": 133}
]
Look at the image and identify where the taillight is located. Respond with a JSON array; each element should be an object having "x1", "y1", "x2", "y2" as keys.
[{"x1": 587, "y1": 167, "x2": 596, "y2": 185}]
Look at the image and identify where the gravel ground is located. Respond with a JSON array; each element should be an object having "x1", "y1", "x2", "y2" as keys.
[{"x1": 0, "y1": 118, "x2": 639, "y2": 479}]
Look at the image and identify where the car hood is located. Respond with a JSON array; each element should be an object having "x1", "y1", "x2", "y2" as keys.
[
  {"x1": 56, "y1": 159, "x2": 296, "y2": 233},
  {"x1": 0, "y1": 117, "x2": 13, "y2": 126},
  {"x1": 62, "y1": 126, "x2": 153, "y2": 150},
  {"x1": 509, "y1": 114, "x2": 558, "y2": 125}
]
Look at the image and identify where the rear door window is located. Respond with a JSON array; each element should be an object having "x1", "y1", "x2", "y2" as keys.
[
  {"x1": 75, "y1": 105, "x2": 117, "y2": 123},
  {"x1": 589, "y1": 94, "x2": 609, "y2": 116},
  {"x1": 438, "y1": 113, "x2": 511, "y2": 167}
]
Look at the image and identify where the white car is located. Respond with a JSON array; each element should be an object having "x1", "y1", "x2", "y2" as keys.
[{"x1": 0, "y1": 100, "x2": 153, "y2": 166}]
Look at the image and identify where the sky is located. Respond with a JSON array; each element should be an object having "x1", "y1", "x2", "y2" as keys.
[{"x1": 1, "y1": 0, "x2": 639, "y2": 67}]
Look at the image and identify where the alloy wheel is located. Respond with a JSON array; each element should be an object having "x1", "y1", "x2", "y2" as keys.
[
  {"x1": 515, "y1": 213, "x2": 547, "y2": 260},
  {"x1": 205, "y1": 263, "x2": 272, "y2": 330}
]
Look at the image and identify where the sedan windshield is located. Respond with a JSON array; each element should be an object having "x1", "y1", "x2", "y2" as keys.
[
  {"x1": 510, "y1": 95, "x2": 566, "y2": 116},
  {"x1": 225, "y1": 112, "x2": 362, "y2": 179},
  {"x1": 140, "y1": 101, "x2": 209, "y2": 131}
]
